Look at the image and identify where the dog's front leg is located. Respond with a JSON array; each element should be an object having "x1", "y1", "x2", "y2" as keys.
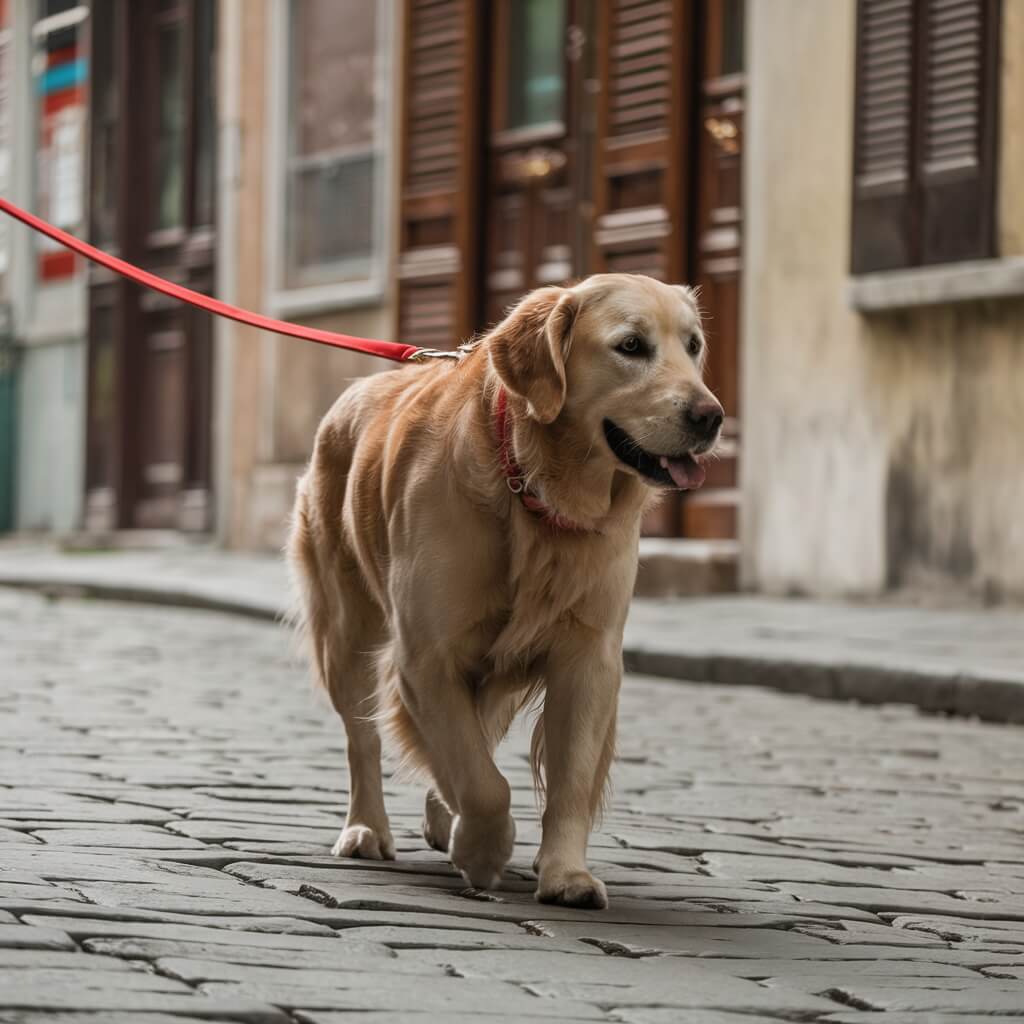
[
  {"x1": 394, "y1": 652, "x2": 515, "y2": 891},
  {"x1": 534, "y1": 637, "x2": 620, "y2": 909}
]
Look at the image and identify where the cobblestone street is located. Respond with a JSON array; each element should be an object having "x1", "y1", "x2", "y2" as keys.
[{"x1": 2, "y1": 588, "x2": 1024, "y2": 1022}]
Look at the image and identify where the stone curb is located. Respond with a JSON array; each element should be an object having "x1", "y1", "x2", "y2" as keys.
[
  {"x1": 3, "y1": 575, "x2": 1022, "y2": 727},
  {"x1": 623, "y1": 647, "x2": 1024, "y2": 726},
  {"x1": 0, "y1": 577, "x2": 281, "y2": 624}
]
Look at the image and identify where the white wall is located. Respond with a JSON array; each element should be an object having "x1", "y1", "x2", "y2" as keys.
[{"x1": 15, "y1": 338, "x2": 84, "y2": 533}]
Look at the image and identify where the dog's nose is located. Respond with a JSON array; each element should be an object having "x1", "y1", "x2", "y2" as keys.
[{"x1": 686, "y1": 399, "x2": 724, "y2": 439}]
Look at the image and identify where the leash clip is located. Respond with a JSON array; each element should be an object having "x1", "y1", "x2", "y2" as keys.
[{"x1": 406, "y1": 348, "x2": 462, "y2": 363}]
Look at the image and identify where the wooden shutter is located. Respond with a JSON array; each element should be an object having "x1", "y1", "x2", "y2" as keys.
[
  {"x1": 851, "y1": 0, "x2": 916, "y2": 273},
  {"x1": 593, "y1": 0, "x2": 694, "y2": 280},
  {"x1": 851, "y1": 0, "x2": 999, "y2": 273},
  {"x1": 918, "y1": 0, "x2": 999, "y2": 265},
  {"x1": 396, "y1": 0, "x2": 483, "y2": 348}
]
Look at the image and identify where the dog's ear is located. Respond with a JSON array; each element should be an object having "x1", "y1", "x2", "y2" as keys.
[
  {"x1": 673, "y1": 284, "x2": 702, "y2": 314},
  {"x1": 488, "y1": 286, "x2": 579, "y2": 424}
]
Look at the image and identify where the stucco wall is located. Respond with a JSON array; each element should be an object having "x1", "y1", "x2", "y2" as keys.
[
  {"x1": 742, "y1": 0, "x2": 1024, "y2": 600},
  {"x1": 219, "y1": 0, "x2": 399, "y2": 551},
  {"x1": 15, "y1": 340, "x2": 84, "y2": 533}
]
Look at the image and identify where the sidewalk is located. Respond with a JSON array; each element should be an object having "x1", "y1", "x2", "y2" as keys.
[{"x1": 1, "y1": 540, "x2": 1022, "y2": 724}]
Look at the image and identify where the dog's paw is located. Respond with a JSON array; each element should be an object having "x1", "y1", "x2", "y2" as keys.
[
  {"x1": 331, "y1": 824, "x2": 396, "y2": 861},
  {"x1": 422, "y1": 789, "x2": 453, "y2": 853},
  {"x1": 536, "y1": 868, "x2": 608, "y2": 910},
  {"x1": 448, "y1": 812, "x2": 515, "y2": 890}
]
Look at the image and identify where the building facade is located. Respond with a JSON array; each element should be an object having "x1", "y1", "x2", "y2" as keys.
[
  {"x1": 2, "y1": 0, "x2": 90, "y2": 535},
  {"x1": 742, "y1": 0, "x2": 1024, "y2": 600},
  {"x1": 210, "y1": 0, "x2": 748, "y2": 550},
  {"x1": 394, "y1": 0, "x2": 746, "y2": 541},
  {"x1": 2, "y1": 0, "x2": 1020, "y2": 602},
  {"x1": 213, "y1": 0, "x2": 400, "y2": 549}
]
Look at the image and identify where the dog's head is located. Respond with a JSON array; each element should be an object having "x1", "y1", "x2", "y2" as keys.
[{"x1": 488, "y1": 274, "x2": 723, "y2": 491}]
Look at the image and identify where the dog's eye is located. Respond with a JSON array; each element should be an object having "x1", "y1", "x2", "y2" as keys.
[
  {"x1": 617, "y1": 335, "x2": 645, "y2": 356},
  {"x1": 687, "y1": 334, "x2": 703, "y2": 357}
]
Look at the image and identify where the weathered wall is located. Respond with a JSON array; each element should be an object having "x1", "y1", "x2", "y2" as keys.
[
  {"x1": 742, "y1": 0, "x2": 1024, "y2": 600},
  {"x1": 14, "y1": 340, "x2": 84, "y2": 533},
  {"x1": 5, "y1": 0, "x2": 87, "y2": 536},
  {"x1": 220, "y1": 1, "x2": 399, "y2": 551}
]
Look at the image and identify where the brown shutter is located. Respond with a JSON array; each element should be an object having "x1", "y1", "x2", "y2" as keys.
[
  {"x1": 852, "y1": 0, "x2": 1000, "y2": 273},
  {"x1": 396, "y1": 0, "x2": 483, "y2": 348},
  {"x1": 593, "y1": 0, "x2": 694, "y2": 281},
  {"x1": 918, "y1": 0, "x2": 999, "y2": 265},
  {"x1": 851, "y1": 0, "x2": 916, "y2": 274}
]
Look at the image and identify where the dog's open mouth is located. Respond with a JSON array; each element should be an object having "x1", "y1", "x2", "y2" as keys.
[{"x1": 603, "y1": 419, "x2": 706, "y2": 490}]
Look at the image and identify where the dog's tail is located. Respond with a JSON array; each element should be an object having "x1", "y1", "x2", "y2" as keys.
[{"x1": 286, "y1": 478, "x2": 332, "y2": 690}]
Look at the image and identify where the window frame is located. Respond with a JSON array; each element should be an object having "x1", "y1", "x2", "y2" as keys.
[{"x1": 264, "y1": 0, "x2": 393, "y2": 317}]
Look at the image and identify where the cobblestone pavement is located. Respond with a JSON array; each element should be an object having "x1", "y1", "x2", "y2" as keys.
[{"x1": 2, "y1": 589, "x2": 1024, "y2": 1022}]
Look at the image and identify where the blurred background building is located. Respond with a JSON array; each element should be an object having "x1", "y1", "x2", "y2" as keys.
[{"x1": 0, "y1": 0, "x2": 1020, "y2": 602}]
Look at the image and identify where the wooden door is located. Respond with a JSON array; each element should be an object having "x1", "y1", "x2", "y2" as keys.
[
  {"x1": 395, "y1": 1, "x2": 744, "y2": 541},
  {"x1": 84, "y1": 0, "x2": 216, "y2": 533},
  {"x1": 483, "y1": 0, "x2": 593, "y2": 324},
  {"x1": 395, "y1": 0, "x2": 484, "y2": 349},
  {"x1": 683, "y1": 0, "x2": 744, "y2": 539},
  {"x1": 593, "y1": 0, "x2": 697, "y2": 536}
]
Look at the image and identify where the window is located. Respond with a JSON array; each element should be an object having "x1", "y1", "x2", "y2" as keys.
[
  {"x1": 269, "y1": 0, "x2": 391, "y2": 310},
  {"x1": 32, "y1": 1, "x2": 89, "y2": 282},
  {"x1": 151, "y1": 2, "x2": 186, "y2": 232},
  {"x1": 88, "y1": 0, "x2": 118, "y2": 248},
  {"x1": 505, "y1": 0, "x2": 567, "y2": 130},
  {"x1": 851, "y1": 0, "x2": 1000, "y2": 274},
  {"x1": 192, "y1": 0, "x2": 216, "y2": 228}
]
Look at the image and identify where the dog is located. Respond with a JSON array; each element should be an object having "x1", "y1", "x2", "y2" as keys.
[{"x1": 288, "y1": 273, "x2": 723, "y2": 908}]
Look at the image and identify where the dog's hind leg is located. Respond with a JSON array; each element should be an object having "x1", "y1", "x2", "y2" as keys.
[
  {"x1": 422, "y1": 788, "x2": 452, "y2": 853},
  {"x1": 324, "y1": 577, "x2": 394, "y2": 860},
  {"x1": 289, "y1": 491, "x2": 394, "y2": 861}
]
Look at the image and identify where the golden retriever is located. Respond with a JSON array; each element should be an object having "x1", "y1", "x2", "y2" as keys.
[{"x1": 288, "y1": 273, "x2": 723, "y2": 908}]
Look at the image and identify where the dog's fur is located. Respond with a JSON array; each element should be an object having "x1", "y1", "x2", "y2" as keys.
[{"x1": 288, "y1": 273, "x2": 722, "y2": 908}]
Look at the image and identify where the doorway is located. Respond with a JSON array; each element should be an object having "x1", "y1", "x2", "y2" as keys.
[
  {"x1": 398, "y1": 0, "x2": 745, "y2": 541},
  {"x1": 84, "y1": 0, "x2": 216, "y2": 533}
]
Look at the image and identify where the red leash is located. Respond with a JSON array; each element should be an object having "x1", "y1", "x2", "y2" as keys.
[
  {"x1": 2, "y1": 197, "x2": 589, "y2": 531},
  {"x1": 0, "y1": 197, "x2": 443, "y2": 364}
]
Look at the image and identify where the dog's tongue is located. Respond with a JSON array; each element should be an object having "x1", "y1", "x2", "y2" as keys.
[{"x1": 660, "y1": 454, "x2": 706, "y2": 491}]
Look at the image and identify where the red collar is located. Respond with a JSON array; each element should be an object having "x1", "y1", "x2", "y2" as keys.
[{"x1": 494, "y1": 389, "x2": 590, "y2": 532}]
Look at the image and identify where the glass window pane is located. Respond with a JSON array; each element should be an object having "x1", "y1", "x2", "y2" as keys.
[
  {"x1": 43, "y1": 0, "x2": 77, "y2": 19},
  {"x1": 193, "y1": 0, "x2": 217, "y2": 227},
  {"x1": 506, "y1": 0, "x2": 566, "y2": 130},
  {"x1": 288, "y1": 154, "x2": 374, "y2": 276},
  {"x1": 153, "y1": 18, "x2": 185, "y2": 230},
  {"x1": 721, "y1": 0, "x2": 745, "y2": 76},
  {"x1": 41, "y1": 0, "x2": 78, "y2": 56},
  {"x1": 292, "y1": 0, "x2": 377, "y2": 156},
  {"x1": 89, "y1": 0, "x2": 118, "y2": 246},
  {"x1": 286, "y1": 0, "x2": 379, "y2": 285}
]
